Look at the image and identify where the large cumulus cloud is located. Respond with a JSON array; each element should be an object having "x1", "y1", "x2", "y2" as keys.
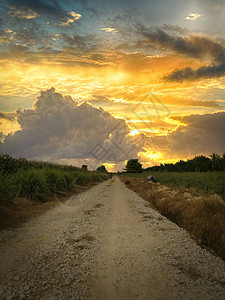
[
  {"x1": 1, "y1": 88, "x2": 224, "y2": 168},
  {"x1": 0, "y1": 88, "x2": 143, "y2": 167}
]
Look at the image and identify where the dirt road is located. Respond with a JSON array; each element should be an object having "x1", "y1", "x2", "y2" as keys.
[{"x1": 0, "y1": 177, "x2": 225, "y2": 300}]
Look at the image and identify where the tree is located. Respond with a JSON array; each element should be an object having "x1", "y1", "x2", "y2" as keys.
[
  {"x1": 81, "y1": 164, "x2": 88, "y2": 171},
  {"x1": 223, "y1": 153, "x2": 225, "y2": 171},
  {"x1": 210, "y1": 153, "x2": 217, "y2": 171},
  {"x1": 143, "y1": 153, "x2": 225, "y2": 173},
  {"x1": 191, "y1": 155, "x2": 211, "y2": 172},
  {"x1": 210, "y1": 153, "x2": 222, "y2": 171},
  {"x1": 125, "y1": 159, "x2": 142, "y2": 173},
  {"x1": 97, "y1": 165, "x2": 107, "y2": 172}
]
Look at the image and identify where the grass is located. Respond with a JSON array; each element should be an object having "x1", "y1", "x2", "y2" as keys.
[
  {"x1": 124, "y1": 171, "x2": 225, "y2": 200},
  {"x1": 44, "y1": 169, "x2": 64, "y2": 192},
  {"x1": 0, "y1": 155, "x2": 110, "y2": 230},
  {"x1": 0, "y1": 171, "x2": 17, "y2": 203},
  {"x1": 0, "y1": 155, "x2": 109, "y2": 203},
  {"x1": 121, "y1": 176, "x2": 225, "y2": 260},
  {"x1": 16, "y1": 169, "x2": 49, "y2": 200}
]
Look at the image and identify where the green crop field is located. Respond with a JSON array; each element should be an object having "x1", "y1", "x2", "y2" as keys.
[{"x1": 124, "y1": 171, "x2": 225, "y2": 200}]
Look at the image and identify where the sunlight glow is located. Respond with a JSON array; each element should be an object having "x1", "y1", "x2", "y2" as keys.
[
  {"x1": 103, "y1": 163, "x2": 116, "y2": 172},
  {"x1": 0, "y1": 119, "x2": 20, "y2": 135},
  {"x1": 141, "y1": 149, "x2": 163, "y2": 161},
  {"x1": 129, "y1": 129, "x2": 140, "y2": 136}
]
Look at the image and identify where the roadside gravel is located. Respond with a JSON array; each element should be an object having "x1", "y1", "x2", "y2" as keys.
[{"x1": 0, "y1": 177, "x2": 224, "y2": 300}]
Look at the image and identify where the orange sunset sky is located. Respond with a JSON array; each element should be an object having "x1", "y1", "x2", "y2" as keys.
[{"x1": 0, "y1": 0, "x2": 225, "y2": 171}]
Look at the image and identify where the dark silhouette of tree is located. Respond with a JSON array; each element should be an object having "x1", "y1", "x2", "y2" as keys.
[
  {"x1": 125, "y1": 159, "x2": 142, "y2": 173},
  {"x1": 144, "y1": 153, "x2": 225, "y2": 173},
  {"x1": 189, "y1": 156, "x2": 211, "y2": 172},
  {"x1": 97, "y1": 165, "x2": 107, "y2": 172},
  {"x1": 223, "y1": 153, "x2": 225, "y2": 171},
  {"x1": 210, "y1": 153, "x2": 218, "y2": 171},
  {"x1": 210, "y1": 153, "x2": 223, "y2": 171},
  {"x1": 81, "y1": 164, "x2": 88, "y2": 171}
]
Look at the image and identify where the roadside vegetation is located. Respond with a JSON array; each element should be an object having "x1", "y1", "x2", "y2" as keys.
[
  {"x1": 124, "y1": 171, "x2": 225, "y2": 200},
  {"x1": 0, "y1": 154, "x2": 109, "y2": 203},
  {"x1": 122, "y1": 154, "x2": 225, "y2": 260},
  {"x1": 121, "y1": 176, "x2": 225, "y2": 260},
  {"x1": 123, "y1": 154, "x2": 225, "y2": 200}
]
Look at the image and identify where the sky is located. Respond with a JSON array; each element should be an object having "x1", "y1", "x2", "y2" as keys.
[{"x1": 0, "y1": 0, "x2": 225, "y2": 171}]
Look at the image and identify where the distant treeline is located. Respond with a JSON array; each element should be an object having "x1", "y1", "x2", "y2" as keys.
[{"x1": 145, "y1": 153, "x2": 225, "y2": 172}]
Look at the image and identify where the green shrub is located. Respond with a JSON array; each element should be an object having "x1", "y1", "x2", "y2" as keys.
[
  {"x1": 0, "y1": 171, "x2": 17, "y2": 202},
  {"x1": 16, "y1": 169, "x2": 49, "y2": 200},
  {"x1": 71, "y1": 171, "x2": 109, "y2": 186},
  {"x1": 0, "y1": 154, "x2": 109, "y2": 202},
  {"x1": 92, "y1": 172, "x2": 108, "y2": 182},
  {"x1": 44, "y1": 169, "x2": 60, "y2": 191},
  {"x1": 44, "y1": 169, "x2": 65, "y2": 192},
  {"x1": 63, "y1": 172, "x2": 77, "y2": 191}
]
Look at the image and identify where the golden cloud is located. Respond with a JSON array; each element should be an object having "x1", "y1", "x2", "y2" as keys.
[
  {"x1": 60, "y1": 11, "x2": 82, "y2": 26},
  {"x1": 185, "y1": 12, "x2": 202, "y2": 21},
  {"x1": 101, "y1": 28, "x2": 119, "y2": 34},
  {"x1": 8, "y1": 5, "x2": 39, "y2": 19}
]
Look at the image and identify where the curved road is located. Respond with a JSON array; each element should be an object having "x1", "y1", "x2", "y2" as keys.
[{"x1": 0, "y1": 177, "x2": 225, "y2": 299}]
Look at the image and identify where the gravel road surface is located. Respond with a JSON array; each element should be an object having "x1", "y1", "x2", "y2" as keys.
[{"x1": 0, "y1": 177, "x2": 225, "y2": 300}]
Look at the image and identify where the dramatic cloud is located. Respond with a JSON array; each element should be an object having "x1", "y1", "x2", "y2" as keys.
[
  {"x1": 0, "y1": 111, "x2": 17, "y2": 121},
  {"x1": 59, "y1": 11, "x2": 82, "y2": 27},
  {"x1": 165, "y1": 64, "x2": 225, "y2": 81},
  {"x1": 138, "y1": 27, "x2": 225, "y2": 61},
  {"x1": 0, "y1": 88, "x2": 143, "y2": 167},
  {"x1": 138, "y1": 111, "x2": 225, "y2": 167},
  {"x1": 137, "y1": 25, "x2": 225, "y2": 81},
  {"x1": 158, "y1": 112, "x2": 225, "y2": 157},
  {"x1": 185, "y1": 13, "x2": 202, "y2": 21}
]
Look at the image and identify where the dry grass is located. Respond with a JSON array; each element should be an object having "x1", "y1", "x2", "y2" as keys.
[{"x1": 120, "y1": 176, "x2": 225, "y2": 260}]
